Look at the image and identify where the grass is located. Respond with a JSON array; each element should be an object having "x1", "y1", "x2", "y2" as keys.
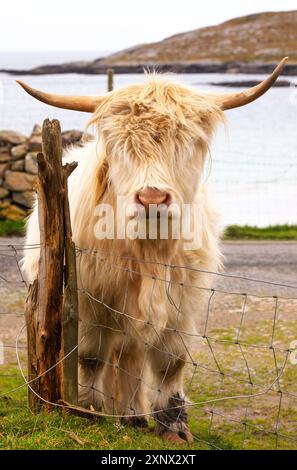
[
  {"x1": 224, "y1": 225, "x2": 297, "y2": 241},
  {"x1": 0, "y1": 369, "x2": 224, "y2": 451},
  {"x1": 2, "y1": 307, "x2": 297, "y2": 452},
  {"x1": 0, "y1": 219, "x2": 26, "y2": 237},
  {"x1": 1, "y1": 219, "x2": 297, "y2": 241},
  {"x1": 0, "y1": 219, "x2": 296, "y2": 450}
]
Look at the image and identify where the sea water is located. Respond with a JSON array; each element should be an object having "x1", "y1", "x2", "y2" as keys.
[{"x1": 0, "y1": 52, "x2": 296, "y2": 226}]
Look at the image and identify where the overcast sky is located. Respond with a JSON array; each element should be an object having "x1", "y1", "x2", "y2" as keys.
[{"x1": 1, "y1": 0, "x2": 296, "y2": 53}]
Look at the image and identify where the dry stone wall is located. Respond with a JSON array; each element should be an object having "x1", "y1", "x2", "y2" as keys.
[{"x1": 0, "y1": 126, "x2": 86, "y2": 221}]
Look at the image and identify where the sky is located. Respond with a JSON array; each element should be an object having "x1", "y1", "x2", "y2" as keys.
[{"x1": 1, "y1": 0, "x2": 296, "y2": 53}]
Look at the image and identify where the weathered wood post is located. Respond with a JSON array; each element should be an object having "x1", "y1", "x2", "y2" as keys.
[
  {"x1": 62, "y1": 164, "x2": 79, "y2": 405},
  {"x1": 107, "y1": 68, "x2": 114, "y2": 92},
  {"x1": 25, "y1": 119, "x2": 78, "y2": 412}
]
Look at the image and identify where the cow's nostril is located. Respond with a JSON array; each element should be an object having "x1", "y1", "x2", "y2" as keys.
[{"x1": 137, "y1": 188, "x2": 170, "y2": 209}]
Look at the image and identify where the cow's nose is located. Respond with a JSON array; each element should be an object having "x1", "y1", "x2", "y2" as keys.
[{"x1": 136, "y1": 188, "x2": 170, "y2": 210}]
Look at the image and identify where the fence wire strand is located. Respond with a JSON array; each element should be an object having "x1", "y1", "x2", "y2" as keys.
[{"x1": 0, "y1": 243, "x2": 297, "y2": 450}]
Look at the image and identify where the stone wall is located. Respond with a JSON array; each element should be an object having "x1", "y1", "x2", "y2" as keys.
[{"x1": 0, "y1": 126, "x2": 86, "y2": 221}]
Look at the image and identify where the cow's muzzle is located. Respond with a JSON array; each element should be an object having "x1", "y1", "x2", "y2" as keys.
[{"x1": 136, "y1": 187, "x2": 171, "y2": 213}]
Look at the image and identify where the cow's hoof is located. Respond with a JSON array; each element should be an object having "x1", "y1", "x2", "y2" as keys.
[
  {"x1": 162, "y1": 431, "x2": 187, "y2": 444},
  {"x1": 178, "y1": 424, "x2": 194, "y2": 443},
  {"x1": 156, "y1": 422, "x2": 194, "y2": 444}
]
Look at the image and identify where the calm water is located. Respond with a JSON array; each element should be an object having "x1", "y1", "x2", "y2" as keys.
[
  {"x1": 0, "y1": 51, "x2": 108, "y2": 70},
  {"x1": 0, "y1": 53, "x2": 296, "y2": 226}
]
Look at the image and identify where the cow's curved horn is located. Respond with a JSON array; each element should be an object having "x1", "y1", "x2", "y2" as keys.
[
  {"x1": 16, "y1": 80, "x2": 105, "y2": 113},
  {"x1": 214, "y1": 57, "x2": 288, "y2": 110}
]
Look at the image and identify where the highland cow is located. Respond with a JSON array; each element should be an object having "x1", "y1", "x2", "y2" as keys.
[{"x1": 19, "y1": 58, "x2": 287, "y2": 443}]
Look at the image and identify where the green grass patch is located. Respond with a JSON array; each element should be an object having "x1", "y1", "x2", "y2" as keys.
[
  {"x1": 0, "y1": 219, "x2": 26, "y2": 237},
  {"x1": 1, "y1": 357, "x2": 296, "y2": 450},
  {"x1": 1, "y1": 220, "x2": 297, "y2": 240},
  {"x1": 0, "y1": 404, "x2": 194, "y2": 451},
  {"x1": 224, "y1": 225, "x2": 297, "y2": 240},
  {"x1": 0, "y1": 368, "x2": 219, "y2": 450}
]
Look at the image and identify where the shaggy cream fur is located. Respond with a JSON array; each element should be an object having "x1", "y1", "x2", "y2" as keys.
[{"x1": 23, "y1": 78, "x2": 225, "y2": 431}]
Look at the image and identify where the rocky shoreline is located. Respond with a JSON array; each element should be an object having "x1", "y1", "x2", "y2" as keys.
[
  {"x1": 210, "y1": 79, "x2": 292, "y2": 87},
  {"x1": 2, "y1": 60, "x2": 297, "y2": 76},
  {"x1": 0, "y1": 127, "x2": 89, "y2": 221}
]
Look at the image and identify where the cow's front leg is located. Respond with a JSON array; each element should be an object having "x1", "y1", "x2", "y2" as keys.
[
  {"x1": 78, "y1": 325, "x2": 115, "y2": 411},
  {"x1": 114, "y1": 338, "x2": 150, "y2": 430},
  {"x1": 149, "y1": 332, "x2": 193, "y2": 444}
]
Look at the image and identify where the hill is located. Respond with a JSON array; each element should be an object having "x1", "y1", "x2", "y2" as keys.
[
  {"x1": 100, "y1": 11, "x2": 297, "y2": 67},
  {"x1": 2, "y1": 11, "x2": 297, "y2": 75}
]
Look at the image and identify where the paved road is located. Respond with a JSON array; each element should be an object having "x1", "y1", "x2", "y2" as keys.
[
  {"x1": 1, "y1": 238, "x2": 297, "y2": 297},
  {"x1": 221, "y1": 241, "x2": 297, "y2": 297},
  {"x1": 224, "y1": 241, "x2": 297, "y2": 271}
]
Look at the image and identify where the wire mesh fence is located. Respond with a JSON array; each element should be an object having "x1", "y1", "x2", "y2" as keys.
[
  {"x1": 1, "y1": 242, "x2": 297, "y2": 449},
  {"x1": 209, "y1": 148, "x2": 297, "y2": 227}
]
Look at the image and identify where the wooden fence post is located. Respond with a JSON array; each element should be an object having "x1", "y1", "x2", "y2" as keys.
[
  {"x1": 107, "y1": 68, "x2": 114, "y2": 91},
  {"x1": 62, "y1": 164, "x2": 79, "y2": 405},
  {"x1": 25, "y1": 119, "x2": 78, "y2": 412}
]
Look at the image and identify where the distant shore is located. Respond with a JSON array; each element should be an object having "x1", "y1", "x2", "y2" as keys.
[{"x1": 2, "y1": 60, "x2": 297, "y2": 76}]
